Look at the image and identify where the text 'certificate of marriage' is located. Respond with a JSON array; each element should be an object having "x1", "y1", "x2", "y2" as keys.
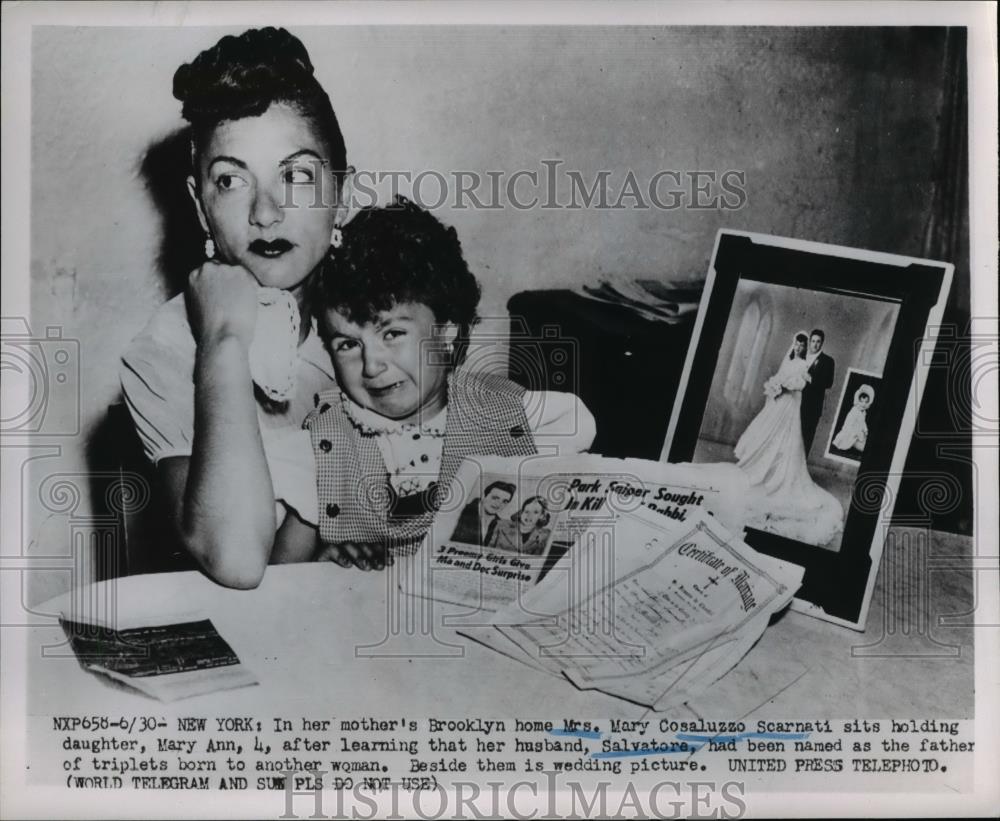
[{"x1": 494, "y1": 507, "x2": 803, "y2": 708}]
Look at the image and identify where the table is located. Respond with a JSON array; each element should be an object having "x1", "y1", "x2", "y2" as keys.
[{"x1": 25, "y1": 526, "x2": 974, "y2": 721}]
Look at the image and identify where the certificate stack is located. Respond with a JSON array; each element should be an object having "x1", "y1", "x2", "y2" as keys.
[{"x1": 417, "y1": 455, "x2": 804, "y2": 710}]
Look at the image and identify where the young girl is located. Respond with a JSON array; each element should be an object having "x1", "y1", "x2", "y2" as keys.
[{"x1": 266, "y1": 198, "x2": 595, "y2": 569}]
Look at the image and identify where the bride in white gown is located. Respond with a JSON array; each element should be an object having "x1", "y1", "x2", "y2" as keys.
[{"x1": 734, "y1": 331, "x2": 844, "y2": 547}]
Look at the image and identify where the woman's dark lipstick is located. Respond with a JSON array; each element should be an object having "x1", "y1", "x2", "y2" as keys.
[{"x1": 249, "y1": 238, "x2": 294, "y2": 258}]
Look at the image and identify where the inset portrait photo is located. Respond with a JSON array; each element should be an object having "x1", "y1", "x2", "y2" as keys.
[{"x1": 826, "y1": 369, "x2": 883, "y2": 465}]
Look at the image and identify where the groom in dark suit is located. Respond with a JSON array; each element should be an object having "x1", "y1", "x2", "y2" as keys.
[{"x1": 801, "y1": 328, "x2": 835, "y2": 454}]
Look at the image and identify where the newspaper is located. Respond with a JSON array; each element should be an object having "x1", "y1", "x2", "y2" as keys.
[
  {"x1": 408, "y1": 453, "x2": 797, "y2": 709},
  {"x1": 404, "y1": 454, "x2": 748, "y2": 612},
  {"x1": 469, "y1": 506, "x2": 804, "y2": 709},
  {"x1": 531, "y1": 454, "x2": 748, "y2": 537}
]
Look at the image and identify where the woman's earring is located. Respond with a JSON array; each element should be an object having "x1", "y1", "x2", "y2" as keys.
[
  {"x1": 204, "y1": 236, "x2": 215, "y2": 260},
  {"x1": 330, "y1": 225, "x2": 343, "y2": 249}
]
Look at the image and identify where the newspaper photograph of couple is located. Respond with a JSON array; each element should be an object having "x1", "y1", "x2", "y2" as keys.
[{"x1": 691, "y1": 279, "x2": 899, "y2": 552}]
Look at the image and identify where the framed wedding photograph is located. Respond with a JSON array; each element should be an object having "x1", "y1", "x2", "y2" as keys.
[{"x1": 662, "y1": 230, "x2": 953, "y2": 629}]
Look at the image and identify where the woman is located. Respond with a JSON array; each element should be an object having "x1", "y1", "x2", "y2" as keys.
[
  {"x1": 490, "y1": 497, "x2": 552, "y2": 556},
  {"x1": 734, "y1": 332, "x2": 843, "y2": 547},
  {"x1": 120, "y1": 28, "x2": 351, "y2": 587}
]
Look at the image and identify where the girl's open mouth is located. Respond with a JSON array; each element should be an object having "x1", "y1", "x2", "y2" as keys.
[
  {"x1": 369, "y1": 381, "x2": 404, "y2": 397},
  {"x1": 249, "y1": 239, "x2": 294, "y2": 258}
]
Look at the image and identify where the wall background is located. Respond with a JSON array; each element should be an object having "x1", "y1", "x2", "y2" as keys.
[{"x1": 24, "y1": 26, "x2": 969, "y2": 600}]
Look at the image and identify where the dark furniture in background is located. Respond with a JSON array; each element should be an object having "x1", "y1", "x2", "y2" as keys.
[
  {"x1": 88, "y1": 404, "x2": 197, "y2": 579},
  {"x1": 506, "y1": 290, "x2": 695, "y2": 461}
]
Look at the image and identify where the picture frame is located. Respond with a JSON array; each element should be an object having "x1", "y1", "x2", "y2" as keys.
[{"x1": 662, "y1": 230, "x2": 953, "y2": 629}]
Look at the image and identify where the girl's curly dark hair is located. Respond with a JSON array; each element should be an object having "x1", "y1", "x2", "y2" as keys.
[
  {"x1": 312, "y1": 197, "x2": 481, "y2": 360},
  {"x1": 173, "y1": 27, "x2": 347, "y2": 181}
]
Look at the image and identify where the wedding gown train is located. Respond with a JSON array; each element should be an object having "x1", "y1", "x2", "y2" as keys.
[{"x1": 734, "y1": 356, "x2": 844, "y2": 547}]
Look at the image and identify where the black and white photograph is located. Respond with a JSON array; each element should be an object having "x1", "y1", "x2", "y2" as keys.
[
  {"x1": 451, "y1": 481, "x2": 553, "y2": 557},
  {"x1": 1, "y1": 3, "x2": 997, "y2": 820},
  {"x1": 449, "y1": 481, "x2": 519, "y2": 547},
  {"x1": 691, "y1": 279, "x2": 900, "y2": 552},
  {"x1": 826, "y1": 369, "x2": 883, "y2": 465},
  {"x1": 664, "y1": 230, "x2": 953, "y2": 627}
]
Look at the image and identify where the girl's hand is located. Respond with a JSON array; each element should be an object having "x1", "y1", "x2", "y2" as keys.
[
  {"x1": 316, "y1": 541, "x2": 392, "y2": 571},
  {"x1": 804, "y1": 373, "x2": 812, "y2": 383},
  {"x1": 187, "y1": 261, "x2": 259, "y2": 349}
]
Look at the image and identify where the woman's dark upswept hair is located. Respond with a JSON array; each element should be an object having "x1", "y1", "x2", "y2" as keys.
[
  {"x1": 312, "y1": 197, "x2": 481, "y2": 364},
  {"x1": 173, "y1": 27, "x2": 347, "y2": 182}
]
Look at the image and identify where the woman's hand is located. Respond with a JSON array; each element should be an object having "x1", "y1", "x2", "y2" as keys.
[
  {"x1": 316, "y1": 541, "x2": 393, "y2": 571},
  {"x1": 187, "y1": 261, "x2": 259, "y2": 349},
  {"x1": 804, "y1": 373, "x2": 812, "y2": 384}
]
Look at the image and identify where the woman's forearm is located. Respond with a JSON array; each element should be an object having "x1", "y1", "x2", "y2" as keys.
[{"x1": 183, "y1": 333, "x2": 276, "y2": 587}]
